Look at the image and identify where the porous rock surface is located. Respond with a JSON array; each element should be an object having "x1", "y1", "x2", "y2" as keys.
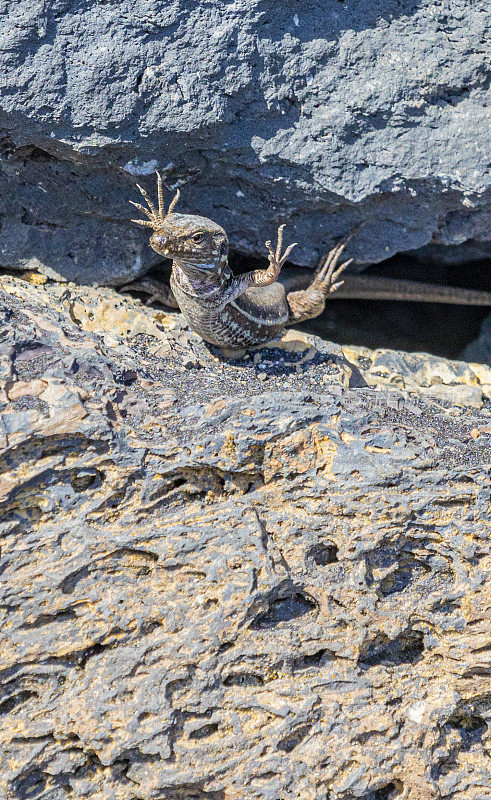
[
  {"x1": 0, "y1": 1, "x2": 490, "y2": 285},
  {"x1": 0, "y1": 271, "x2": 490, "y2": 800}
]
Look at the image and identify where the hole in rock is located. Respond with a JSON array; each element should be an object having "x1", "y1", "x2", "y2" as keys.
[
  {"x1": 87, "y1": 489, "x2": 125, "y2": 518},
  {"x1": 277, "y1": 724, "x2": 311, "y2": 752},
  {"x1": 70, "y1": 468, "x2": 103, "y2": 492},
  {"x1": 23, "y1": 608, "x2": 77, "y2": 629},
  {"x1": 217, "y1": 641, "x2": 234, "y2": 654},
  {"x1": 251, "y1": 592, "x2": 317, "y2": 629},
  {"x1": 293, "y1": 648, "x2": 333, "y2": 671},
  {"x1": 358, "y1": 630, "x2": 424, "y2": 667},
  {"x1": 447, "y1": 711, "x2": 488, "y2": 749},
  {"x1": 109, "y1": 546, "x2": 158, "y2": 564},
  {"x1": 378, "y1": 556, "x2": 431, "y2": 596},
  {"x1": 431, "y1": 600, "x2": 460, "y2": 615},
  {"x1": 149, "y1": 468, "x2": 227, "y2": 503},
  {"x1": 76, "y1": 642, "x2": 106, "y2": 668},
  {"x1": 169, "y1": 476, "x2": 189, "y2": 490},
  {"x1": 431, "y1": 758, "x2": 458, "y2": 779},
  {"x1": 160, "y1": 789, "x2": 225, "y2": 800},
  {"x1": 13, "y1": 768, "x2": 47, "y2": 798},
  {"x1": 365, "y1": 546, "x2": 433, "y2": 597},
  {"x1": 223, "y1": 672, "x2": 264, "y2": 687},
  {"x1": 0, "y1": 689, "x2": 38, "y2": 715},
  {"x1": 188, "y1": 722, "x2": 219, "y2": 740},
  {"x1": 308, "y1": 543, "x2": 338, "y2": 566},
  {"x1": 360, "y1": 781, "x2": 403, "y2": 799},
  {"x1": 61, "y1": 565, "x2": 90, "y2": 594}
]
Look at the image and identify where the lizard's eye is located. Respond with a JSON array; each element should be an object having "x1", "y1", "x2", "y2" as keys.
[{"x1": 192, "y1": 231, "x2": 205, "y2": 243}]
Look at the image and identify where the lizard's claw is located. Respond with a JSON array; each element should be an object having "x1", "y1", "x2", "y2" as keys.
[
  {"x1": 251, "y1": 225, "x2": 297, "y2": 287},
  {"x1": 130, "y1": 174, "x2": 180, "y2": 230},
  {"x1": 265, "y1": 224, "x2": 297, "y2": 272},
  {"x1": 313, "y1": 229, "x2": 357, "y2": 294},
  {"x1": 286, "y1": 227, "x2": 358, "y2": 324}
]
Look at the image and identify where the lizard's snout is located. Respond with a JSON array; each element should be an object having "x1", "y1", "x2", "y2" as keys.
[{"x1": 150, "y1": 232, "x2": 171, "y2": 256}]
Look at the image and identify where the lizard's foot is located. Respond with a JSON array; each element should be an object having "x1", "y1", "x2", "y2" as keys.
[
  {"x1": 252, "y1": 225, "x2": 297, "y2": 287},
  {"x1": 130, "y1": 174, "x2": 180, "y2": 229},
  {"x1": 286, "y1": 230, "x2": 356, "y2": 324},
  {"x1": 119, "y1": 276, "x2": 179, "y2": 308},
  {"x1": 312, "y1": 229, "x2": 359, "y2": 294}
]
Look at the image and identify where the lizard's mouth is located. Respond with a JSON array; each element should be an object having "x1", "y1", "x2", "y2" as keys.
[
  {"x1": 150, "y1": 234, "x2": 174, "y2": 257},
  {"x1": 149, "y1": 234, "x2": 225, "y2": 272},
  {"x1": 150, "y1": 236, "x2": 210, "y2": 265}
]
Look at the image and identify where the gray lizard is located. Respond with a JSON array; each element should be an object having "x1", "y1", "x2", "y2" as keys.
[{"x1": 127, "y1": 174, "x2": 490, "y2": 348}]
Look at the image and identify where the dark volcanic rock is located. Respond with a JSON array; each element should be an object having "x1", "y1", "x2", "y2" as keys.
[
  {"x1": 464, "y1": 311, "x2": 491, "y2": 366},
  {"x1": 0, "y1": 1, "x2": 489, "y2": 284},
  {"x1": 0, "y1": 272, "x2": 490, "y2": 799}
]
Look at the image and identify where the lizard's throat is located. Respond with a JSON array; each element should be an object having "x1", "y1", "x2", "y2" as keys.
[
  {"x1": 173, "y1": 257, "x2": 221, "y2": 273},
  {"x1": 172, "y1": 259, "x2": 230, "y2": 297}
]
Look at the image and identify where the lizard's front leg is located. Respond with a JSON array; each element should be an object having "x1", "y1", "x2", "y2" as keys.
[
  {"x1": 254, "y1": 224, "x2": 298, "y2": 286},
  {"x1": 120, "y1": 276, "x2": 180, "y2": 308},
  {"x1": 286, "y1": 233, "x2": 355, "y2": 324},
  {"x1": 222, "y1": 224, "x2": 297, "y2": 302}
]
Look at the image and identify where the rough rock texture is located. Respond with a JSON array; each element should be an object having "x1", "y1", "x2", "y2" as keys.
[
  {"x1": 1, "y1": 271, "x2": 490, "y2": 800},
  {"x1": 0, "y1": 1, "x2": 490, "y2": 285}
]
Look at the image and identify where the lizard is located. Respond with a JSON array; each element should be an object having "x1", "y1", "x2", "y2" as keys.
[{"x1": 126, "y1": 174, "x2": 491, "y2": 348}]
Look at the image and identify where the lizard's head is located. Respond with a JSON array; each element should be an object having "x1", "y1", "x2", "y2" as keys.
[
  {"x1": 150, "y1": 214, "x2": 228, "y2": 269},
  {"x1": 130, "y1": 175, "x2": 228, "y2": 272}
]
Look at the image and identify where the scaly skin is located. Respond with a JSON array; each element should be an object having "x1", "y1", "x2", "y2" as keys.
[
  {"x1": 127, "y1": 174, "x2": 352, "y2": 347},
  {"x1": 127, "y1": 175, "x2": 490, "y2": 345}
]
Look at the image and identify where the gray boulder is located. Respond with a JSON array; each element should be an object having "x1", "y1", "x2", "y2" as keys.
[{"x1": 0, "y1": 0, "x2": 489, "y2": 284}]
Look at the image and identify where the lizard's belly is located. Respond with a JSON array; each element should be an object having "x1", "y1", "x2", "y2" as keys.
[{"x1": 171, "y1": 280, "x2": 289, "y2": 347}]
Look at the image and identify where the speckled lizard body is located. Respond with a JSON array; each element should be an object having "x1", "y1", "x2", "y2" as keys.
[{"x1": 128, "y1": 175, "x2": 490, "y2": 348}]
